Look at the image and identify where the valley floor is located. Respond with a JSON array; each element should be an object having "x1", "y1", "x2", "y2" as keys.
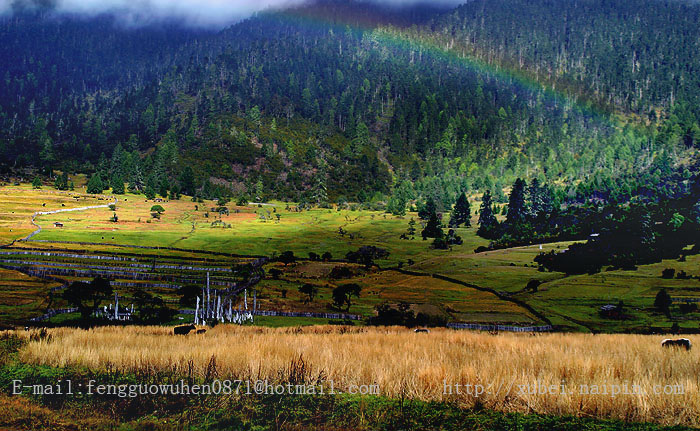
[
  {"x1": 1, "y1": 183, "x2": 699, "y2": 332},
  {"x1": 0, "y1": 184, "x2": 699, "y2": 429}
]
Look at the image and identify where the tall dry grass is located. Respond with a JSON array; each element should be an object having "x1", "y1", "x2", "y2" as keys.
[{"x1": 16, "y1": 326, "x2": 700, "y2": 426}]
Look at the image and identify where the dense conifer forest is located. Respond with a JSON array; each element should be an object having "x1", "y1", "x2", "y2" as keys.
[{"x1": 1, "y1": 0, "x2": 700, "y2": 267}]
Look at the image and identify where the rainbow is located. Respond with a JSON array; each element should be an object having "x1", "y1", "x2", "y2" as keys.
[{"x1": 266, "y1": 3, "x2": 637, "y2": 133}]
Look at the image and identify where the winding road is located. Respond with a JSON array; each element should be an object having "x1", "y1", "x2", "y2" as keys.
[{"x1": 20, "y1": 196, "x2": 118, "y2": 242}]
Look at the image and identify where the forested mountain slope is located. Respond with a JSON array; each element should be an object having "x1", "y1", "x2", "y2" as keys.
[
  {"x1": 428, "y1": 0, "x2": 700, "y2": 120},
  {"x1": 0, "y1": 0, "x2": 698, "y2": 205}
]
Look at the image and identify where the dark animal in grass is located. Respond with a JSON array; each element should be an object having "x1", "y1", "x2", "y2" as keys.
[
  {"x1": 196, "y1": 329, "x2": 206, "y2": 334},
  {"x1": 661, "y1": 338, "x2": 692, "y2": 350},
  {"x1": 414, "y1": 328, "x2": 430, "y2": 333},
  {"x1": 174, "y1": 324, "x2": 196, "y2": 335}
]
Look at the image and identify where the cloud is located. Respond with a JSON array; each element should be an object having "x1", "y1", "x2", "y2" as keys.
[
  {"x1": 2, "y1": 0, "x2": 307, "y2": 27},
  {"x1": 1, "y1": 0, "x2": 466, "y2": 28}
]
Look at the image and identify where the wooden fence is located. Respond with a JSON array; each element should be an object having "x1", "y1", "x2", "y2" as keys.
[
  {"x1": 26, "y1": 239, "x2": 268, "y2": 260},
  {"x1": 447, "y1": 323, "x2": 554, "y2": 332},
  {"x1": 30, "y1": 308, "x2": 78, "y2": 322},
  {"x1": 179, "y1": 309, "x2": 361, "y2": 320},
  {"x1": 0, "y1": 263, "x2": 240, "y2": 287}
]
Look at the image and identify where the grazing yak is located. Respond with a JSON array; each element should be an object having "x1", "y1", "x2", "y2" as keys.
[
  {"x1": 414, "y1": 328, "x2": 430, "y2": 333},
  {"x1": 661, "y1": 338, "x2": 692, "y2": 350},
  {"x1": 174, "y1": 324, "x2": 196, "y2": 335},
  {"x1": 196, "y1": 329, "x2": 207, "y2": 334}
]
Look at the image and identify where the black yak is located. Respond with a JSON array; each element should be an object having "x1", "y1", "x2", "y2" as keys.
[
  {"x1": 196, "y1": 329, "x2": 207, "y2": 334},
  {"x1": 661, "y1": 338, "x2": 692, "y2": 350},
  {"x1": 174, "y1": 324, "x2": 196, "y2": 335}
]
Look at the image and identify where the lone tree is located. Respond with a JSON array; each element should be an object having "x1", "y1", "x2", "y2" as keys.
[
  {"x1": 407, "y1": 218, "x2": 417, "y2": 237},
  {"x1": 450, "y1": 192, "x2": 471, "y2": 228},
  {"x1": 32, "y1": 176, "x2": 42, "y2": 189},
  {"x1": 422, "y1": 211, "x2": 444, "y2": 240},
  {"x1": 278, "y1": 251, "x2": 296, "y2": 266},
  {"x1": 332, "y1": 283, "x2": 361, "y2": 311},
  {"x1": 654, "y1": 288, "x2": 672, "y2": 316},
  {"x1": 62, "y1": 277, "x2": 113, "y2": 323},
  {"x1": 299, "y1": 283, "x2": 319, "y2": 304},
  {"x1": 150, "y1": 204, "x2": 164, "y2": 219}
]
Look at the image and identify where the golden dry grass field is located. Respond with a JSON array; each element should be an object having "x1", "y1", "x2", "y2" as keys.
[{"x1": 14, "y1": 325, "x2": 700, "y2": 427}]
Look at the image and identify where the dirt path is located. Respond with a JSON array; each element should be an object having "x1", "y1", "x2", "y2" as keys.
[{"x1": 20, "y1": 196, "x2": 118, "y2": 242}]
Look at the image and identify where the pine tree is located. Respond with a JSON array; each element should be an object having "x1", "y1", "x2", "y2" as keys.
[
  {"x1": 506, "y1": 178, "x2": 527, "y2": 225},
  {"x1": 421, "y1": 200, "x2": 444, "y2": 240},
  {"x1": 128, "y1": 165, "x2": 144, "y2": 193},
  {"x1": 111, "y1": 173, "x2": 125, "y2": 194},
  {"x1": 352, "y1": 122, "x2": 370, "y2": 156},
  {"x1": 477, "y1": 190, "x2": 498, "y2": 238},
  {"x1": 450, "y1": 192, "x2": 471, "y2": 227},
  {"x1": 178, "y1": 166, "x2": 195, "y2": 196},
  {"x1": 388, "y1": 188, "x2": 407, "y2": 216},
  {"x1": 407, "y1": 218, "x2": 417, "y2": 236},
  {"x1": 248, "y1": 105, "x2": 262, "y2": 129},
  {"x1": 110, "y1": 143, "x2": 125, "y2": 179},
  {"x1": 54, "y1": 172, "x2": 68, "y2": 190},
  {"x1": 186, "y1": 115, "x2": 199, "y2": 146},
  {"x1": 158, "y1": 177, "x2": 169, "y2": 198},
  {"x1": 32, "y1": 176, "x2": 42, "y2": 189},
  {"x1": 254, "y1": 180, "x2": 264, "y2": 202},
  {"x1": 418, "y1": 197, "x2": 437, "y2": 220},
  {"x1": 86, "y1": 175, "x2": 103, "y2": 194},
  {"x1": 312, "y1": 175, "x2": 328, "y2": 205}
]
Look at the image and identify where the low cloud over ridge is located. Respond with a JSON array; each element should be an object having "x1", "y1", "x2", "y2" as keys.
[{"x1": 1, "y1": 0, "x2": 465, "y2": 27}]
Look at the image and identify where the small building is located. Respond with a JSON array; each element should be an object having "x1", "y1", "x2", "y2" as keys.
[{"x1": 53, "y1": 222, "x2": 64, "y2": 228}]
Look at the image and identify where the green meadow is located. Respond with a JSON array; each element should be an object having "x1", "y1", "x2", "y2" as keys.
[{"x1": 0, "y1": 184, "x2": 699, "y2": 331}]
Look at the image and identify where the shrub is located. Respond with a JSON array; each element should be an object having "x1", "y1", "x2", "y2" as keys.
[
  {"x1": 329, "y1": 266, "x2": 353, "y2": 279},
  {"x1": 679, "y1": 302, "x2": 698, "y2": 314},
  {"x1": 432, "y1": 237, "x2": 449, "y2": 249},
  {"x1": 278, "y1": 251, "x2": 296, "y2": 265}
]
